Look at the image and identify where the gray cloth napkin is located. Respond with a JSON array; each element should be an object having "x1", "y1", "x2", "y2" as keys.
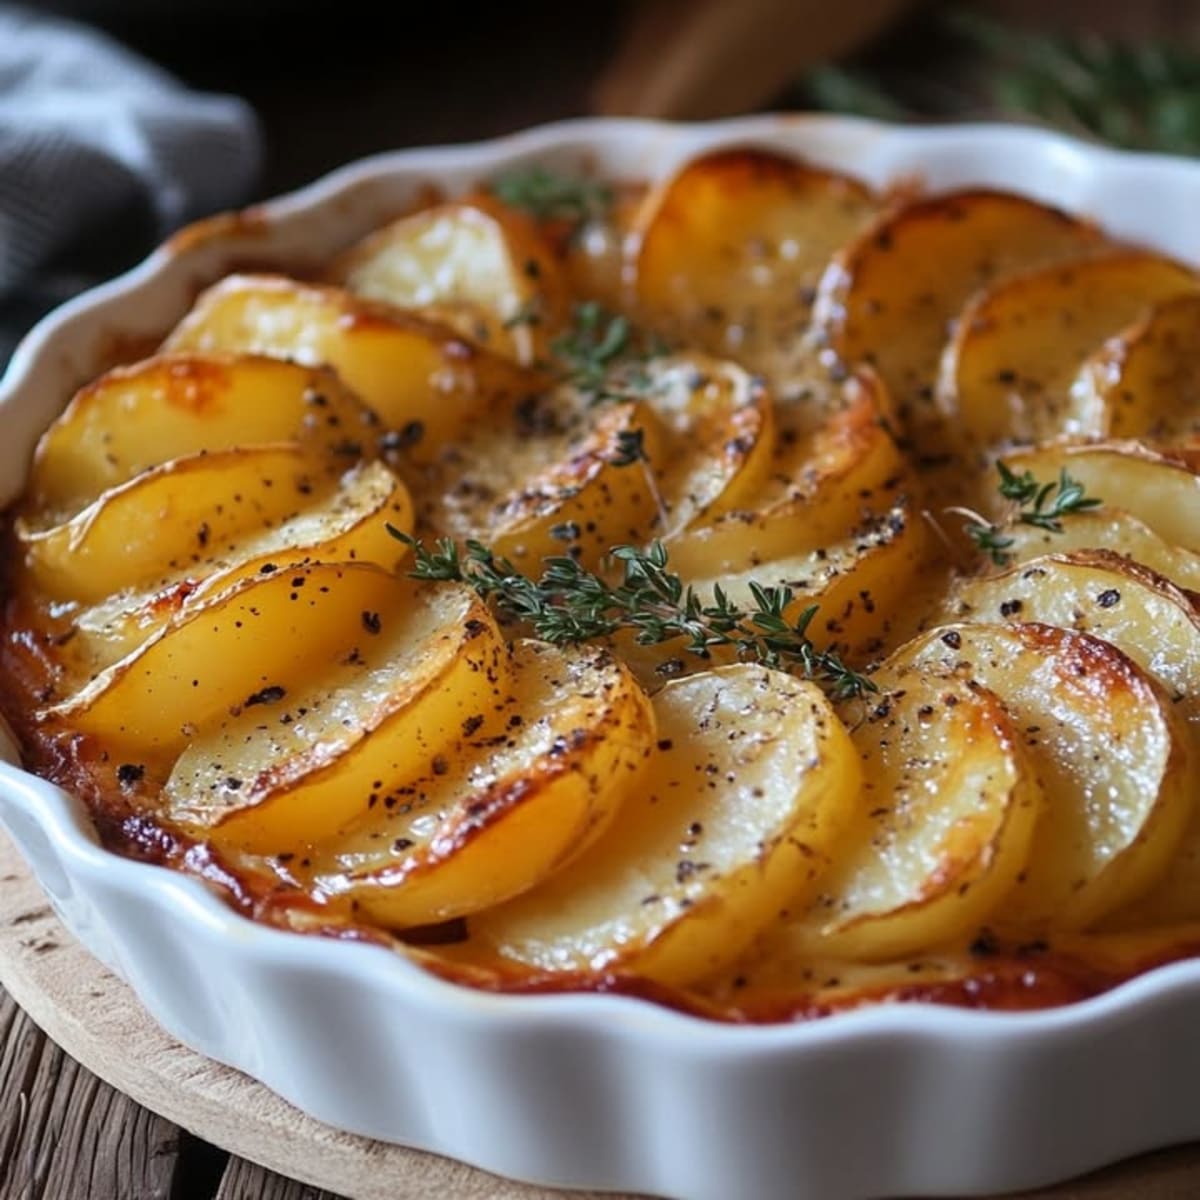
[{"x1": 0, "y1": 2, "x2": 261, "y2": 361}]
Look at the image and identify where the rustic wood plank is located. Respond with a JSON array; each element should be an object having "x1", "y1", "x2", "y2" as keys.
[
  {"x1": 0, "y1": 986, "x2": 45, "y2": 1187},
  {"x1": 0, "y1": 987, "x2": 183, "y2": 1200},
  {"x1": 216, "y1": 1156, "x2": 346, "y2": 1200}
]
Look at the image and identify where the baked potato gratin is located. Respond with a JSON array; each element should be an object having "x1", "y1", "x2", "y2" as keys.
[{"x1": 3, "y1": 148, "x2": 1199, "y2": 1023}]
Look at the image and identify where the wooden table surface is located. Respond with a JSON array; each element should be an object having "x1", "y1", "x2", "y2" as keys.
[{"x1": 4, "y1": 2, "x2": 1199, "y2": 1198}]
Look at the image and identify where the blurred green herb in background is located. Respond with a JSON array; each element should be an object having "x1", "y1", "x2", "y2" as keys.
[{"x1": 800, "y1": 10, "x2": 1200, "y2": 156}]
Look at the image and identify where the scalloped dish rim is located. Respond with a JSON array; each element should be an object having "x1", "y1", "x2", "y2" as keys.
[{"x1": 3, "y1": 114, "x2": 1200, "y2": 1200}]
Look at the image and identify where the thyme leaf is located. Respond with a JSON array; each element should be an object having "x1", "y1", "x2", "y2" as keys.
[
  {"x1": 490, "y1": 166, "x2": 613, "y2": 228},
  {"x1": 960, "y1": 463, "x2": 1102, "y2": 565},
  {"x1": 996, "y1": 461, "x2": 1103, "y2": 532},
  {"x1": 388, "y1": 529, "x2": 876, "y2": 702},
  {"x1": 550, "y1": 301, "x2": 665, "y2": 405},
  {"x1": 798, "y1": 11, "x2": 1200, "y2": 158}
]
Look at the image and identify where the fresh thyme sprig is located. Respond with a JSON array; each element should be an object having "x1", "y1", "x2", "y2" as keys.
[
  {"x1": 957, "y1": 463, "x2": 1103, "y2": 565},
  {"x1": 798, "y1": 11, "x2": 1200, "y2": 158},
  {"x1": 490, "y1": 165, "x2": 613, "y2": 229},
  {"x1": 944, "y1": 10, "x2": 1200, "y2": 157},
  {"x1": 548, "y1": 300, "x2": 671, "y2": 407},
  {"x1": 551, "y1": 301, "x2": 640, "y2": 403},
  {"x1": 995, "y1": 461, "x2": 1102, "y2": 530},
  {"x1": 387, "y1": 527, "x2": 876, "y2": 701}
]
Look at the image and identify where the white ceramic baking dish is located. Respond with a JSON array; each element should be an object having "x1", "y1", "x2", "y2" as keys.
[{"x1": 3, "y1": 115, "x2": 1200, "y2": 1200}]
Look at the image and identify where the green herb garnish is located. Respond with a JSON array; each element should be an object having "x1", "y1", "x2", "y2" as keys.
[
  {"x1": 549, "y1": 301, "x2": 665, "y2": 405},
  {"x1": 961, "y1": 463, "x2": 1102, "y2": 565},
  {"x1": 490, "y1": 166, "x2": 613, "y2": 228},
  {"x1": 551, "y1": 301, "x2": 634, "y2": 401},
  {"x1": 995, "y1": 461, "x2": 1102, "y2": 530},
  {"x1": 798, "y1": 10, "x2": 1200, "y2": 158},
  {"x1": 388, "y1": 529, "x2": 876, "y2": 702},
  {"x1": 945, "y1": 10, "x2": 1200, "y2": 157}
]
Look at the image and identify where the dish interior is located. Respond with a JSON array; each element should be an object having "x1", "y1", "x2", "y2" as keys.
[{"x1": 2, "y1": 116, "x2": 1200, "y2": 1032}]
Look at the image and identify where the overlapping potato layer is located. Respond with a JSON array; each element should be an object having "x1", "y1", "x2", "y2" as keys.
[{"x1": 7, "y1": 149, "x2": 1200, "y2": 1018}]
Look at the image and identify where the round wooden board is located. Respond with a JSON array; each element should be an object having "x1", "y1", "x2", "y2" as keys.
[
  {"x1": 0, "y1": 832, "x2": 623, "y2": 1200},
  {"x1": 3, "y1": 827, "x2": 1200, "y2": 1200}
]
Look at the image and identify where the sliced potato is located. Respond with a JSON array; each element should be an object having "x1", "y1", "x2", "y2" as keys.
[
  {"x1": 402, "y1": 383, "x2": 671, "y2": 563},
  {"x1": 937, "y1": 252, "x2": 1199, "y2": 450},
  {"x1": 634, "y1": 148, "x2": 877, "y2": 372},
  {"x1": 786, "y1": 669, "x2": 1041, "y2": 959},
  {"x1": 166, "y1": 584, "x2": 508, "y2": 853},
  {"x1": 813, "y1": 189, "x2": 1104, "y2": 433},
  {"x1": 41, "y1": 563, "x2": 440, "y2": 753},
  {"x1": 488, "y1": 401, "x2": 667, "y2": 566},
  {"x1": 639, "y1": 354, "x2": 776, "y2": 533},
  {"x1": 907, "y1": 621, "x2": 1195, "y2": 930},
  {"x1": 1070, "y1": 291, "x2": 1200, "y2": 445},
  {"x1": 330, "y1": 194, "x2": 568, "y2": 364},
  {"x1": 996, "y1": 441, "x2": 1200, "y2": 554},
  {"x1": 997, "y1": 509, "x2": 1200, "y2": 592},
  {"x1": 619, "y1": 500, "x2": 930, "y2": 688},
  {"x1": 26, "y1": 354, "x2": 378, "y2": 521},
  {"x1": 164, "y1": 275, "x2": 535, "y2": 458},
  {"x1": 467, "y1": 664, "x2": 860, "y2": 985},
  {"x1": 304, "y1": 641, "x2": 655, "y2": 926},
  {"x1": 559, "y1": 186, "x2": 643, "y2": 311},
  {"x1": 695, "y1": 499, "x2": 932, "y2": 663},
  {"x1": 948, "y1": 550, "x2": 1200, "y2": 727},
  {"x1": 666, "y1": 370, "x2": 907, "y2": 578},
  {"x1": 699, "y1": 933, "x2": 983, "y2": 1014},
  {"x1": 20, "y1": 445, "x2": 339, "y2": 603},
  {"x1": 1105, "y1": 815, "x2": 1200, "y2": 931},
  {"x1": 68, "y1": 460, "x2": 413, "y2": 678}
]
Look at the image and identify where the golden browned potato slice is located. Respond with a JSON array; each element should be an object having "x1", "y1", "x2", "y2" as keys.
[
  {"x1": 813, "y1": 190, "x2": 1105, "y2": 439},
  {"x1": 996, "y1": 441, "x2": 1200, "y2": 554},
  {"x1": 401, "y1": 379, "x2": 669, "y2": 565},
  {"x1": 302, "y1": 641, "x2": 655, "y2": 927},
  {"x1": 694, "y1": 499, "x2": 932, "y2": 663},
  {"x1": 496, "y1": 401, "x2": 666, "y2": 562},
  {"x1": 666, "y1": 370, "x2": 907, "y2": 578},
  {"x1": 698, "y1": 935, "x2": 983, "y2": 1014},
  {"x1": 634, "y1": 148, "x2": 878, "y2": 372},
  {"x1": 163, "y1": 275, "x2": 534, "y2": 458},
  {"x1": 639, "y1": 354, "x2": 776, "y2": 533},
  {"x1": 166, "y1": 583, "x2": 509, "y2": 853},
  {"x1": 997, "y1": 509, "x2": 1200, "y2": 592},
  {"x1": 26, "y1": 354, "x2": 378, "y2": 520},
  {"x1": 1069, "y1": 292, "x2": 1200, "y2": 445},
  {"x1": 19, "y1": 445, "x2": 346, "y2": 603},
  {"x1": 907, "y1": 622, "x2": 1195, "y2": 931},
  {"x1": 41, "y1": 562, "x2": 443, "y2": 754},
  {"x1": 466, "y1": 664, "x2": 859, "y2": 985},
  {"x1": 1105, "y1": 813, "x2": 1200, "y2": 931},
  {"x1": 437, "y1": 399, "x2": 667, "y2": 568},
  {"x1": 68, "y1": 459, "x2": 413, "y2": 677},
  {"x1": 330, "y1": 194, "x2": 568, "y2": 365},
  {"x1": 784, "y1": 669, "x2": 1041, "y2": 959},
  {"x1": 937, "y1": 252, "x2": 1199, "y2": 451},
  {"x1": 948, "y1": 550, "x2": 1200, "y2": 727}
]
